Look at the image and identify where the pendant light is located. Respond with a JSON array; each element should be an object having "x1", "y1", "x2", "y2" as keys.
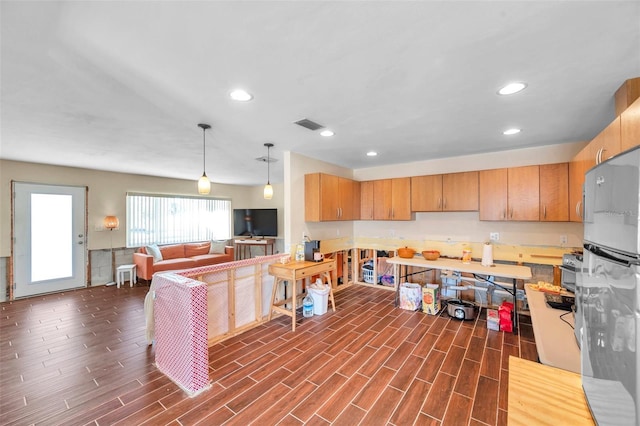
[
  {"x1": 197, "y1": 123, "x2": 211, "y2": 195},
  {"x1": 263, "y1": 143, "x2": 274, "y2": 200}
]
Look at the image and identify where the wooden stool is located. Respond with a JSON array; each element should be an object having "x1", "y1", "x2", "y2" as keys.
[{"x1": 116, "y1": 264, "x2": 137, "y2": 288}]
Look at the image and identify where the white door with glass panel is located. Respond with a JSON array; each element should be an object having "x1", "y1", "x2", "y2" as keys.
[{"x1": 13, "y1": 182, "x2": 87, "y2": 298}]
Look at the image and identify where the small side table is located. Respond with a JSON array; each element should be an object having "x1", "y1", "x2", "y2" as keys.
[
  {"x1": 268, "y1": 259, "x2": 336, "y2": 331},
  {"x1": 116, "y1": 264, "x2": 137, "y2": 288}
]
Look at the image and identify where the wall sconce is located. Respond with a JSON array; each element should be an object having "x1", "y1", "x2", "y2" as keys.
[{"x1": 103, "y1": 215, "x2": 119, "y2": 286}]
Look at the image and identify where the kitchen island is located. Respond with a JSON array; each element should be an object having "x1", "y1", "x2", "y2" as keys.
[{"x1": 387, "y1": 256, "x2": 532, "y2": 333}]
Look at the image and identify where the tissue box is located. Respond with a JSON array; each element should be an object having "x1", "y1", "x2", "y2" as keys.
[
  {"x1": 487, "y1": 309, "x2": 500, "y2": 331},
  {"x1": 422, "y1": 284, "x2": 441, "y2": 315}
]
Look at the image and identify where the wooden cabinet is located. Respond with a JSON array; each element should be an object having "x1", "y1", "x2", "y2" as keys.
[
  {"x1": 568, "y1": 118, "x2": 622, "y2": 223},
  {"x1": 371, "y1": 177, "x2": 412, "y2": 220},
  {"x1": 479, "y1": 169, "x2": 508, "y2": 220},
  {"x1": 305, "y1": 173, "x2": 358, "y2": 222},
  {"x1": 621, "y1": 96, "x2": 640, "y2": 152},
  {"x1": 442, "y1": 171, "x2": 478, "y2": 211},
  {"x1": 569, "y1": 146, "x2": 589, "y2": 222},
  {"x1": 360, "y1": 180, "x2": 374, "y2": 220},
  {"x1": 539, "y1": 163, "x2": 569, "y2": 222},
  {"x1": 479, "y1": 166, "x2": 540, "y2": 221},
  {"x1": 615, "y1": 77, "x2": 640, "y2": 117},
  {"x1": 508, "y1": 166, "x2": 540, "y2": 221},
  {"x1": 411, "y1": 174, "x2": 442, "y2": 211},
  {"x1": 411, "y1": 171, "x2": 478, "y2": 212},
  {"x1": 588, "y1": 117, "x2": 621, "y2": 166}
]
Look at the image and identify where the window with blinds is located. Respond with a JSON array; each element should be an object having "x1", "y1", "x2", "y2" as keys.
[{"x1": 126, "y1": 193, "x2": 232, "y2": 247}]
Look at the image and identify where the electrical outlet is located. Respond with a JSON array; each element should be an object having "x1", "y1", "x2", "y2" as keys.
[
  {"x1": 302, "y1": 231, "x2": 307, "y2": 241},
  {"x1": 560, "y1": 235, "x2": 568, "y2": 245},
  {"x1": 489, "y1": 232, "x2": 500, "y2": 241}
]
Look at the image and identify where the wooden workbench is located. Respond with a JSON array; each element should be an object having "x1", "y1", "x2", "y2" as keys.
[
  {"x1": 508, "y1": 356, "x2": 594, "y2": 425},
  {"x1": 267, "y1": 259, "x2": 336, "y2": 331}
]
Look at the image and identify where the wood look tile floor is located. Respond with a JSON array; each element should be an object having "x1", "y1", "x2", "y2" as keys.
[{"x1": 0, "y1": 283, "x2": 538, "y2": 425}]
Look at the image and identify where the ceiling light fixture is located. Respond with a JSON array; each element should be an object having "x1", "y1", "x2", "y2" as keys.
[
  {"x1": 503, "y1": 128, "x2": 522, "y2": 135},
  {"x1": 320, "y1": 129, "x2": 334, "y2": 137},
  {"x1": 498, "y1": 82, "x2": 527, "y2": 95},
  {"x1": 230, "y1": 89, "x2": 253, "y2": 101},
  {"x1": 263, "y1": 143, "x2": 274, "y2": 200},
  {"x1": 197, "y1": 123, "x2": 211, "y2": 195},
  {"x1": 367, "y1": 151, "x2": 378, "y2": 157}
]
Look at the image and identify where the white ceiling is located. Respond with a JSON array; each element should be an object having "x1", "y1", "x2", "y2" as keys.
[{"x1": 1, "y1": 1, "x2": 639, "y2": 186}]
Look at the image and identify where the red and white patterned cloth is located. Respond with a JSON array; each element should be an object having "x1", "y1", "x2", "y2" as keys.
[{"x1": 150, "y1": 254, "x2": 282, "y2": 396}]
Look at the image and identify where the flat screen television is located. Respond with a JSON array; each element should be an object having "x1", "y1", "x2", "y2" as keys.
[{"x1": 233, "y1": 208, "x2": 277, "y2": 237}]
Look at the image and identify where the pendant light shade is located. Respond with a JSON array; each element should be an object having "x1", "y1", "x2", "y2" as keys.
[
  {"x1": 263, "y1": 143, "x2": 274, "y2": 200},
  {"x1": 197, "y1": 123, "x2": 211, "y2": 195}
]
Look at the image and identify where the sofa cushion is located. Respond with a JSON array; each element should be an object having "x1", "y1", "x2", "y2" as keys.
[
  {"x1": 152, "y1": 258, "x2": 198, "y2": 273},
  {"x1": 210, "y1": 240, "x2": 227, "y2": 254},
  {"x1": 145, "y1": 244, "x2": 163, "y2": 263},
  {"x1": 160, "y1": 244, "x2": 185, "y2": 260},
  {"x1": 191, "y1": 253, "x2": 232, "y2": 267},
  {"x1": 185, "y1": 242, "x2": 211, "y2": 257}
]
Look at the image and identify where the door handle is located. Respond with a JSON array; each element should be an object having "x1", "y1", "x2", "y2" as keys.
[
  {"x1": 78, "y1": 241, "x2": 84, "y2": 245},
  {"x1": 543, "y1": 205, "x2": 546, "y2": 219}
]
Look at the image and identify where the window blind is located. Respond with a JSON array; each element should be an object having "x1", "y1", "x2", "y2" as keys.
[{"x1": 126, "y1": 193, "x2": 231, "y2": 247}]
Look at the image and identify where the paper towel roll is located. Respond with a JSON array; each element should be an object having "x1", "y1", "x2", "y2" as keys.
[{"x1": 481, "y1": 243, "x2": 493, "y2": 266}]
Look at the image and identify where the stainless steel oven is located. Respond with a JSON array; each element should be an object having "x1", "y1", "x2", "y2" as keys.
[{"x1": 560, "y1": 253, "x2": 582, "y2": 293}]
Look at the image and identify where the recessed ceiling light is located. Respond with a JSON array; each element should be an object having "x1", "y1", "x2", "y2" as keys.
[
  {"x1": 320, "y1": 129, "x2": 334, "y2": 137},
  {"x1": 498, "y1": 82, "x2": 527, "y2": 95},
  {"x1": 503, "y1": 128, "x2": 522, "y2": 135},
  {"x1": 366, "y1": 151, "x2": 378, "y2": 157},
  {"x1": 229, "y1": 89, "x2": 253, "y2": 101}
]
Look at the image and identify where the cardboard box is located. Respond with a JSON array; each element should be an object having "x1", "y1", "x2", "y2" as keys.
[
  {"x1": 487, "y1": 309, "x2": 500, "y2": 331},
  {"x1": 422, "y1": 284, "x2": 441, "y2": 315}
]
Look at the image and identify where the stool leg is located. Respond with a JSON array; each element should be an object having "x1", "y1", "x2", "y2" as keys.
[
  {"x1": 116, "y1": 271, "x2": 121, "y2": 289},
  {"x1": 133, "y1": 268, "x2": 137, "y2": 286}
]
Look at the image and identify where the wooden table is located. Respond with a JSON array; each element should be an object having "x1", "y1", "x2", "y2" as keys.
[
  {"x1": 508, "y1": 356, "x2": 594, "y2": 425},
  {"x1": 234, "y1": 238, "x2": 276, "y2": 260},
  {"x1": 268, "y1": 259, "x2": 336, "y2": 331},
  {"x1": 387, "y1": 256, "x2": 531, "y2": 333}
]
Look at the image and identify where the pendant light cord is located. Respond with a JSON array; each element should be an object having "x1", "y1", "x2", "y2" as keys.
[
  {"x1": 267, "y1": 145, "x2": 270, "y2": 184},
  {"x1": 202, "y1": 127, "x2": 206, "y2": 174}
]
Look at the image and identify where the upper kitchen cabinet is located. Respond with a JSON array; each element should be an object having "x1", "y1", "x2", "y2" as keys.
[
  {"x1": 305, "y1": 173, "x2": 358, "y2": 222},
  {"x1": 588, "y1": 117, "x2": 621, "y2": 166},
  {"x1": 615, "y1": 77, "x2": 640, "y2": 117},
  {"x1": 360, "y1": 180, "x2": 375, "y2": 220},
  {"x1": 411, "y1": 171, "x2": 478, "y2": 212},
  {"x1": 411, "y1": 174, "x2": 442, "y2": 211},
  {"x1": 539, "y1": 163, "x2": 569, "y2": 222},
  {"x1": 372, "y1": 177, "x2": 412, "y2": 220},
  {"x1": 569, "y1": 146, "x2": 590, "y2": 222},
  {"x1": 621, "y1": 96, "x2": 640, "y2": 152},
  {"x1": 507, "y1": 166, "x2": 540, "y2": 221},
  {"x1": 479, "y1": 166, "x2": 540, "y2": 221}
]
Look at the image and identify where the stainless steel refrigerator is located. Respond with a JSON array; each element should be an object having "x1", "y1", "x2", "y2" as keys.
[{"x1": 579, "y1": 145, "x2": 640, "y2": 425}]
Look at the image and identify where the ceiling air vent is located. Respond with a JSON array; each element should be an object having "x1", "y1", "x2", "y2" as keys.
[
  {"x1": 294, "y1": 118, "x2": 324, "y2": 131},
  {"x1": 255, "y1": 156, "x2": 277, "y2": 163}
]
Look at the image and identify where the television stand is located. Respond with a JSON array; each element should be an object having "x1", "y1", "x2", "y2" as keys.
[{"x1": 234, "y1": 238, "x2": 276, "y2": 260}]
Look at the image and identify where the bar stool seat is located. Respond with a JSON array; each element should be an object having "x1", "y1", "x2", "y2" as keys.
[{"x1": 116, "y1": 264, "x2": 137, "y2": 288}]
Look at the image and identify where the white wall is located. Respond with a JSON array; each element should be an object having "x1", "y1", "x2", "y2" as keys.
[{"x1": 0, "y1": 160, "x2": 284, "y2": 295}]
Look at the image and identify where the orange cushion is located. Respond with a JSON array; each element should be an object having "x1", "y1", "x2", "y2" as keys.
[
  {"x1": 185, "y1": 243, "x2": 211, "y2": 257},
  {"x1": 159, "y1": 244, "x2": 185, "y2": 260}
]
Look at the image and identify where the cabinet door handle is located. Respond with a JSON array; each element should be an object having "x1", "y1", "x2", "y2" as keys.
[
  {"x1": 576, "y1": 201, "x2": 582, "y2": 218},
  {"x1": 543, "y1": 205, "x2": 547, "y2": 219},
  {"x1": 510, "y1": 207, "x2": 514, "y2": 219},
  {"x1": 438, "y1": 198, "x2": 442, "y2": 209},
  {"x1": 443, "y1": 198, "x2": 447, "y2": 210}
]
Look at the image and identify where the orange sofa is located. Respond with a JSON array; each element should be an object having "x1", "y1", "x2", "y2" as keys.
[{"x1": 133, "y1": 241, "x2": 234, "y2": 281}]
